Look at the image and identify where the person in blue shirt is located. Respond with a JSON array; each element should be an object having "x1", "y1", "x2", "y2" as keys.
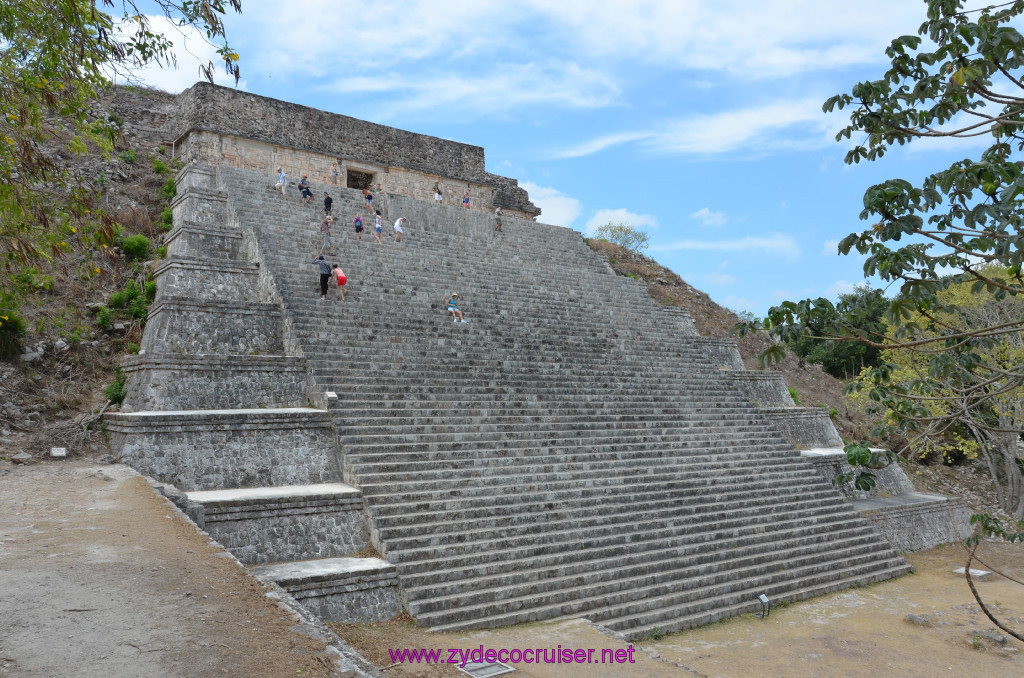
[{"x1": 447, "y1": 293, "x2": 465, "y2": 323}]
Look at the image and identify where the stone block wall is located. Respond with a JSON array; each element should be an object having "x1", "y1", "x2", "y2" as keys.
[
  {"x1": 164, "y1": 222, "x2": 243, "y2": 260},
  {"x1": 152, "y1": 258, "x2": 259, "y2": 303},
  {"x1": 761, "y1": 406, "x2": 844, "y2": 448},
  {"x1": 141, "y1": 299, "x2": 283, "y2": 355},
  {"x1": 858, "y1": 497, "x2": 973, "y2": 552},
  {"x1": 173, "y1": 83, "x2": 540, "y2": 216},
  {"x1": 802, "y1": 452, "x2": 916, "y2": 499},
  {"x1": 171, "y1": 185, "x2": 228, "y2": 225},
  {"x1": 274, "y1": 567, "x2": 402, "y2": 623},
  {"x1": 105, "y1": 410, "x2": 340, "y2": 491},
  {"x1": 191, "y1": 495, "x2": 369, "y2": 565},
  {"x1": 120, "y1": 355, "x2": 309, "y2": 411},
  {"x1": 725, "y1": 371, "x2": 794, "y2": 408}
]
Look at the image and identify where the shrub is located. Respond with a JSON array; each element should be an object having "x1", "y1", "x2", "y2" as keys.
[
  {"x1": 118, "y1": 149, "x2": 136, "y2": 164},
  {"x1": 0, "y1": 301, "x2": 26, "y2": 359},
  {"x1": 144, "y1": 280, "x2": 157, "y2": 300},
  {"x1": 107, "y1": 112, "x2": 124, "y2": 128},
  {"x1": 152, "y1": 158, "x2": 170, "y2": 175},
  {"x1": 159, "y1": 177, "x2": 176, "y2": 200},
  {"x1": 107, "y1": 291, "x2": 127, "y2": 308},
  {"x1": 126, "y1": 342, "x2": 140, "y2": 354},
  {"x1": 160, "y1": 207, "x2": 173, "y2": 231},
  {"x1": 104, "y1": 369, "x2": 127, "y2": 404},
  {"x1": 129, "y1": 296, "x2": 148, "y2": 320},
  {"x1": 120, "y1": 234, "x2": 150, "y2": 261},
  {"x1": 788, "y1": 386, "x2": 800, "y2": 405},
  {"x1": 593, "y1": 222, "x2": 650, "y2": 254},
  {"x1": 96, "y1": 306, "x2": 112, "y2": 329},
  {"x1": 154, "y1": 245, "x2": 167, "y2": 259}
]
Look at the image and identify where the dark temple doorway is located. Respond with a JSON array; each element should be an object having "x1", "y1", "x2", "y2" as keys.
[{"x1": 346, "y1": 169, "x2": 375, "y2": 190}]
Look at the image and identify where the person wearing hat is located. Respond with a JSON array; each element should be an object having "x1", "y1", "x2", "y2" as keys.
[
  {"x1": 447, "y1": 292, "x2": 465, "y2": 323},
  {"x1": 274, "y1": 167, "x2": 287, "y2": 196},
  {"x1": 298, "y1": 173, "x2": 313, "y2": 206}
]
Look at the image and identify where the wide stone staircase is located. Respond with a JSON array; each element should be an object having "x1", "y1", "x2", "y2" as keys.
[{"x1": 217, "y1": 165, "x2": 911, "y2": 639}]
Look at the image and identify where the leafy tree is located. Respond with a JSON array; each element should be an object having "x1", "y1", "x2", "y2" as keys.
[
  {"x1": 593, "y1": 222, "x2": 650, "y2": 254},
  {"x1": 1, "y1": 0, "x2": 241, "y2": 275},
  {"x1": 734, "y1": 0, "x2": 1024, "y2": 447},
  {"x1": 786, "y1": 285, "x2": 887, "y2": 379},
  {"x1": 847, "y1": 267, "x2": 1024, "y2": 517}
]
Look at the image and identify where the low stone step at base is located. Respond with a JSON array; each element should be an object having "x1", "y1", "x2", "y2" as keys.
[
  {"x1": 255, "y1": 557, "x2": 401, "y2": 622},
  {"x1": 854, "y1": 493, "x2": 973, "y2": 553},
  {"x1": 187, "y1": 483, "x2": 368, "y2": 565},
  {"x1": 106, "y1": 408, "x2": 338, "y2": 491}
]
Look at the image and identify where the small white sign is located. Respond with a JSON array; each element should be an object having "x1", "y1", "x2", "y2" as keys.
[
  {"x1": 325, "y1": 391, "x2": 338, "y2": 399},
  {"x1": 50, "y1": 447, "x2": 67, "y2": 459}
]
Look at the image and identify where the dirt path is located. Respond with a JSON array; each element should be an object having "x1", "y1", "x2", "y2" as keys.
[
  {"x1": 332, "y1": 546, "x2": 1024, "y2": 678},
  {"x1": 0, "y1": 458, "x2": 346, "y2": 678}
]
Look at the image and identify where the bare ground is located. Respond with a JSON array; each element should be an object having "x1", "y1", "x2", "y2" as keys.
[
  {"x1": 0, "y1": 458, "x2": 341, "y2": 678},
  {"x1": 329, "y1": 543, "x2": 1024, "y2": 678}
]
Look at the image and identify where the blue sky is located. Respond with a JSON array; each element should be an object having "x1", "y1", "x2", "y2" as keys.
[{"x1": 126, "y1": 0, "x2": 989, "y2": 315}]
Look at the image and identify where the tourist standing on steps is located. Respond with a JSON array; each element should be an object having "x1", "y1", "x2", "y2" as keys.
[
  {"x1": 319, "y1": 216, "x2": 335, "y2": 254},
  {"x1": 362, "y1": 188, "x2": 374, "y2": 213},
  {"x1": 330, "y1": 162, "x2": 339, "y2": 184},
  {"x1": 494, "y1": 205, "x2": 503, "y2": 232},
  {"x1": 274, "y1": 168, "x2": 287, "y2": 196},
  {"x1": 323, "y1": 192, "x2": 333, "y2": 216},
  {"x1": 332, "y1": 264, "x2": 347, "y2": 301},
  {"x1": 447, "y1": 293, "x2": 465, "y2": 322},
  {"x1": 463, "y1": 189, "x2": 470, "y2": 209},
  {"x1": 394, "y1": 217, "x2": 405, "y2": 242},
  {"x1": 433, "y1": 182, "x2": 442, "y2": 206},
  {"x1": 298, "y1": 174, "x2": 314, "y2": 207},
  {"x1": 353, "y1": 213, "x2": 364, "y2": 242},
  {"x1": 373, "y1": 210, "x2": 383, "y2": 245},
  {"x1": 313, "y1": 253, "x2": 332, "y2": 300}
]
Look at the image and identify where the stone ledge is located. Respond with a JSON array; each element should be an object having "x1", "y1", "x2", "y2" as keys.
[
  {"x1": 189, "y1": 482, "x2": 361, "y2": 506},
  {"x1": 855, "y1": 494, "x2": 973, "y2": 552},
  {"x1": 120, "y1": 354, "x2": 305, "y2": 372},
  {"x1": 148, "y1": 297, "x2": 280, "y2": 316},
  {"x1": 105, "y1": 407, "x2": 331, "y2": 433},
  {"x1": 256, "y1": 557, "x2": 396, "y2": 587},
  {"x1": 153, "y1": 257, "x2": 258, "y2": 276},
  {"x1": 170, "y1": 185, "x2": 227, "y2": 207},
  {"x1": 166, "y1": 220, "x2": 242, "y2": 239}
]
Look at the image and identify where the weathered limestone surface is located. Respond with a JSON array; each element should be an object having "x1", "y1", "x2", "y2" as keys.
[
  {"x1": 140, "y1": 298, "x2": 283, "y2": 355},
  {"x1": 761, "y1": 406, "x2": 845, "y2": 448},
  {"x1": 173, "y1": 82, "x2": 539, "y2": 217},
  {"x1": 120, "y1": 355, "x2": 308, "y2": 411},
  {"x1": 855, "y1": 494, "x2": 973, "y2": 553},
  {"x1": 153, "y1": 258, "x2": 260, "y2": 303},
  {"x1": 164, "y1": 221, "x2": 243, "y2": 260},
  {"x1": 187, "y1": 485, "x2": 369, "y2": 565},
  {"x1": 255, "y1": 558, "x2": 401, "y2": 622},
  {"x1": 105, "y1": 409, "x2": 339, "y2": 491}
]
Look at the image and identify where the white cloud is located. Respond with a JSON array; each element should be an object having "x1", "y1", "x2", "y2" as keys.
[
  {"x1": 325, "y1": 61, "x2": 618, "y2": 117},
  {"x1": 113, "y1": 16, "x2": 242, "y2": 93},
  {"x1": 521, "y1": 182, "x2": 581, "y2": 227},
  {"x1": 703, "y1": 272, "x2": 737, "y2": 285},
  {"x1": 520, "y1": 0, "x2": 920, "y2": 78},
  {"x1": 652, "y1": 232, "x2": 800, "y2": 259},
  {"x1": 824, "y1": 279, "x2": 857, "y2": 298},
  {"x1": 648, "y1": 99, "x2": 831, "y2": 155},
  {"x1": 690, "y1": 207, "x2": 728, "y2": 227},
  {"x1": 584, "y1": 209, "x2": 658, "y2": 234},
  {"x1": 722, "y1": 295, "x2": 757, "y2": 313},
  {"x1": 822, "y1": 239, "x2": 840, "y2": 256},
  {"x1": 554, "y1": 132, "x2": 653, "y2": 159}
]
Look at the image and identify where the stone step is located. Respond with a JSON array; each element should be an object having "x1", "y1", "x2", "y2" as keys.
[
  {"x1": 253, "y1": 557, "x2": 401, "y2": 623},
  {"x1": 415, "y1": 538, "x2": 900, "y2": 630},
  {"x1": 187, "y1": 483, "x2": 368, "y2": 565},
  {"x1": 392, "y1": 490, "x2": 851, "y2": 581}
]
